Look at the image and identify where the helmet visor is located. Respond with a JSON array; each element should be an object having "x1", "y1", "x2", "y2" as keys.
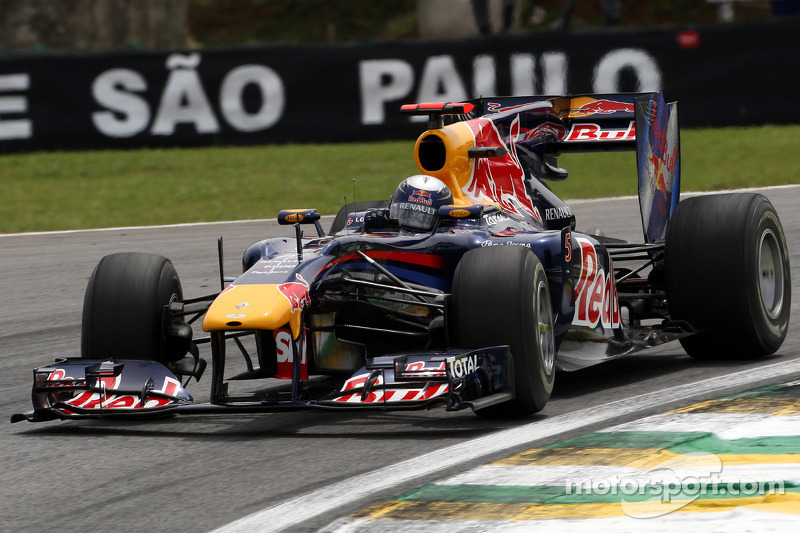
[{"x1": 389, "y1": 201, "x2": 437, "y2": 231}]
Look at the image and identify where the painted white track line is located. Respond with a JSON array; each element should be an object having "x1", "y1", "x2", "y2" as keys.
[
  {"x1": 211, "y1": 357, "x2": 800, "y2": 533},
  {"x1": 328, "y1": 511, "x2": 800, "y2": 533},
  {"x1": 0, "y1": 216, "x2": 331, "y2": 238},
  {"x1": 2, "y1": 184, "x2": 797, "y2": 238}
]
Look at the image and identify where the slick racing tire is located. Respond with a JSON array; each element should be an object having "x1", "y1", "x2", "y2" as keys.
[
  {"x1": 81, "y1": 252, "x2": 187, "y2": 364},
  {"x1": 665, "y1": 193, "x2": 791, "y2": 359},
  {"x1": 450, "y1": 246, "x2": 555, "y2": 417}
]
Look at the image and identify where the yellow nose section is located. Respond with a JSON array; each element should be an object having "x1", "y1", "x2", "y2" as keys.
[{"x1": 202, "y1": 283, "x2": 305, "y2": 338}]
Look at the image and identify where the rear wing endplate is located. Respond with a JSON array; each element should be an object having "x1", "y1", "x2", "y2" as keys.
[{"x1": 634, "y1": 93, "x2": 680, "y2": 243}]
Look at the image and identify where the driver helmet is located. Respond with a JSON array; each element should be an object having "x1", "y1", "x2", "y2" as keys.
[{"x1": 389, "y1": 175, "x2": 453, "y2": 231}]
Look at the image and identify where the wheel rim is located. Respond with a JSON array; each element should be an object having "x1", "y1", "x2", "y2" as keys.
[
  {"x1": 758, "y1": 228, "x2": 784, "y2": 319},
  {"x1": 535, "y1": 279, "x2": 555, "y2": 376}
]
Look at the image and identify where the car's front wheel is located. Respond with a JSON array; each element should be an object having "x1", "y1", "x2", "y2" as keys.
[
  {"x1": 81, "y1": 252, "x2": 191, "y2": 364},
  {"x1": 450, "y1": 246, "x2": 555, "y2": 417},
  {"x1": 665, "y1": 193, "x2": 791, "y2": 359}
]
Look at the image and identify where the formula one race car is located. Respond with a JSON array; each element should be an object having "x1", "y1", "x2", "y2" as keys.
[{"x1": 13, "y1": 92, "x2": 791, "y2": 424}]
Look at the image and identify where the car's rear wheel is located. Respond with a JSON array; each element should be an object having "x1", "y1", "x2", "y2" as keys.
[
  {"x1": 450, "y1": 246, "x2": 555, "y2": 417},
  {"x1": 665, "y1": 193, "x2": 791, "y2": 359},
  {"x1": 81, "y1": 252, "x2": 190, "y2": 364}
]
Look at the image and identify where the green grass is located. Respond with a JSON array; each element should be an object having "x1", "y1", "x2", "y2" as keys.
[
  {"x1": 1, "y1": 125, "x2": 798, "y2": 234},
  {"x1": 549, "y1": 125, "x2": 800, "y2": 199},
  {"x1": 0, "y1": 142, "x2": 419, "y2": 233}
]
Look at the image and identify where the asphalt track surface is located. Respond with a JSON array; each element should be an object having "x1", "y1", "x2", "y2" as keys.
[{"x1": 2, "y1": 186, "x2": 798, "y2": 532}]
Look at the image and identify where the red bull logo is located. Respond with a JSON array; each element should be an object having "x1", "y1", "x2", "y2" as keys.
[
  {"x1": 565, "y1": 121, "x2": 636, "y2": 142},
  {"x1": 572, "y1": 99, "x2": 635, "y2": 116},
  {"x1": 409, "y1": 189, "x2": 433, "y2": 205},
  {"x1": 520, "y1": 122, "x2": 567, "y2": 143},
  {"x1": 277, "y1": 274, "x2": 310, "y2": 312},
  {"x1": 60, "y1": 374, "x2": 181, "y2": 410},
  {"x1": 463, "y1": 116, "x2": 542, "y2": 223},
  {"x1": 573, "y1": 237, "x2": 621, "y2": 330}
]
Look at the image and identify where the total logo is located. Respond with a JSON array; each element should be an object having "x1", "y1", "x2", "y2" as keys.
[
  {"x1": 484, "y1": 212, "x2": 510, "y2": 226},
  {"x1": 573, "y1": 236, "x2": 621, "y2": 330},
  {"x1": 448, "y1": 353, "x2": 478, "y2": 379}
]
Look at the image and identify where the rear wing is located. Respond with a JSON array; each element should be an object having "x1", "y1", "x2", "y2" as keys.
[
  {"x1": 448, "y1": 94, "x2": 643, "y2": 154},
  {"x1": 402, "y1": 92, "x2": 680, "y2": 242}
]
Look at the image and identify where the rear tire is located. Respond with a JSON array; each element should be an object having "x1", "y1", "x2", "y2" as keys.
[
  {"x1": 450, "y1": 246, "x2": 555, "y2": 417},
  {"x1": 665, "y1": 193, "x2": 791, "y2": 359},
  {"x1": 81, "y1": 252, "x2": 185, "y2": 364}
]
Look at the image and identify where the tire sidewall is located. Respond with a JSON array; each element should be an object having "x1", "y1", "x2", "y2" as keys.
[
  {"x1": 451, "y1": 246, "x2": 555, "y2": 415},
  {"x1": 522, "y1": 258, "x2": 556, "y2": 404},
  {"x1": 744, "y1": 201, "x2": 791, "y2": 352},
  {"x1": 666, "y1": 193, "x2": 791, "y2": 357}
]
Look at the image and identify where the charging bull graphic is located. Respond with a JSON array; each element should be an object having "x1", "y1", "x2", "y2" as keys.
[
  {"x1": 572, "y1": 98, "x2": 636, "y2": 116},
  {"x1": 635, "y1": 93, "x2": 680, "y2": 243},
  {"x1": 277, "y1": 273, "x2": 311, "y2": 312},
  {"x1": 463, "y1": 115, "x2": 543, "y2": 224}
]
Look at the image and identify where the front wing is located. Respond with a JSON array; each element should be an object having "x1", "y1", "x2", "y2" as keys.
[{"x1": 12, "y1": 346, "x2": 513, "y2": 422}]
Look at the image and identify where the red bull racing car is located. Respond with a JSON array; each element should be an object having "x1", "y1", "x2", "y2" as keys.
[{"x1": 13, "y1": 92, "x2": 791, "y2": 423}]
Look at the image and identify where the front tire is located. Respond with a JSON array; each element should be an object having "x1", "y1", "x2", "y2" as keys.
[
  {"x1": 81, "y1": 252, "x2": 186, "y2": 364},
  {"x1": 665, "y1": 193, "x2": 791, "y2": 359},
  {"x1": 450, "y1": 246, "x2": 555, "y2": 417}
]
